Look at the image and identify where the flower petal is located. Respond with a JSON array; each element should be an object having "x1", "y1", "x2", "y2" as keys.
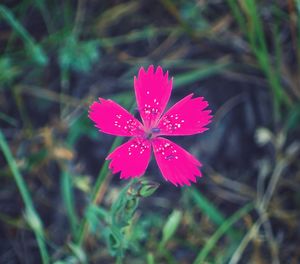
[
  {"x1": 134, "y1": 65, "x2": 172, "y2": 130},
  {"x1": 106, "y1": 137, "x2": 151, "y2": 179},
  {"x1": 89, "y1": 98, "x2": 144, "y2": 136},
  {"x1": 152, "y1": 137, "x2": 202, "y2": 186},
  {"x1": 156, "y1": 94, "x2": 212, "y2": 136}
]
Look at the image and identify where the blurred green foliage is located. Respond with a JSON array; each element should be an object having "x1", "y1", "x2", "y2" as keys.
[
  {"x1": 0, "y1": 0, "x2": 299, "y2": 264},
  {"x1": 86, "y1": 180, "x2": 159, "y2": 258},
  {"x1": 59, "y1": 36, "x2": 100, "y2": 73},
  {"x1": 0, "y1": 57, "x2": 20, "y2": 85}
]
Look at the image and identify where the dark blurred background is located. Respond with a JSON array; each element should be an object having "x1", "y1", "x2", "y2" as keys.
[{"x1": 0, "y1": 0, "x2": 300, "y2": 263}]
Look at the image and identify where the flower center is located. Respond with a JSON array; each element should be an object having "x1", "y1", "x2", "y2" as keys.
[{"x1": 145, "y1": 127, "x2": 160, "y2": 139}]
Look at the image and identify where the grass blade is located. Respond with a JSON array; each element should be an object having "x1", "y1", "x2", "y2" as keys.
[
  {"x1": 227, "y1": 0, "x2": 291, "y2": 118},
  {"x1": 193, "y1": 203, "x2": 254, "y2": 264},
  {"x1": 75, "y1": 136, "x2": 124, "y2": 246},
  {"x1": 75, "y1": 100, "x2": 135, "y2": 246},
  {"x1": 189, "y1": 187, "x2": 226, "y2": 226},
  {"x1": 0, "y1": 4, "x2": 48, "y2": 65},
  {"x1": 0, "y1": 130, "x2": 49, "y2": 264},
  {"x1": 174, "y1": 62, "x2": 229, "y2": 88},
  {"x1": 61, "y1": 171, "x2": 79, "y2": 239},
  {"x1": 189, "y1": 187, "x2": 242, "y2": 241},
  {"x1": 159, "y1": 210, "x2": 182, "y2": 250}
]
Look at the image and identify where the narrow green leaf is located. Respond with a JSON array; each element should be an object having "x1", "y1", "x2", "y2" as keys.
[
  {"x1": 174, "y1": 63, "x2": 229, "y2": 88},
  {"x1": 193, "y1": 203, "x2": 254, "y2": 264},
  {"x1": 0, "y1": 5, "x2": 48, "y2": 65},
  {"x1": 61, "y1": 171, "x2": 79, "y2": 239},
  {"x1": 147, "y1": 253, "x2": 155, "y2": 264},
  {"x1": 189, "y1": 187, "x2": 225, "y2": 226},
  {"x1": 68, "y1": 243, "x2": 87, "y2": 264},
  {"x1": 159, "y1": 210, "x2": 182, "y2": 250},
  {"x1": 189, "y1": 188, "x2": 241, "y2": 241},
  {"x1": 0, "y1": 130, "x2": 49, "y2": 264}
]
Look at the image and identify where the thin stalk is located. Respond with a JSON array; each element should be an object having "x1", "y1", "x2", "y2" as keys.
[
  {"x1": 228, "y1": 215, "x2": 266, "y2": 264},
  {"x1": 75, "y1": 136, "x2": 123, "y2": 246},
  {"x1": 0, "y1": 130, "x2": 49, "y2": 264}
]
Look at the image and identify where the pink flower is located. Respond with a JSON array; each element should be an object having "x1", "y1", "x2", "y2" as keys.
[{"x1": 89, "y1": 65, "x2": 212, "y2": 186}]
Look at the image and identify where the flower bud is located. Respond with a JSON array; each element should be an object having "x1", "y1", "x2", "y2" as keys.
[{"x1": 127, "y1": 180, "x2": 160, "y2": 197}]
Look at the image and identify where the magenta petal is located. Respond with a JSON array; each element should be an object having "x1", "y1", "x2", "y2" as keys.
[
  {"x1": 89, "y1": 98, "x2": 144, "y2": 137},
  {"x1": 157, "y1": 94, "x2": 212, "y2": 136},
  {"x1": 134, "y1": 65, "x2": 172, "y2": 130},
  {"x1": 152, "y1": 137, "x2": 202, "y2": 186},
  {"x1": 106, "y1": 137, "x2": 151, "y2": 179}
]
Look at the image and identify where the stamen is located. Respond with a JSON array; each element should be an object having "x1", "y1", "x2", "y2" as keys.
[{"x1": 151, "y1": 127, "x2": 160, "y2": 133}]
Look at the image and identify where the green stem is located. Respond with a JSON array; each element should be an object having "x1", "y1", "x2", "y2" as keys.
[
  {"x1": 0, "y1": 130, "x2": 49, "y2": 264},
  {"x1": 75, "y1": 136, "x2": 123, "y2": 246}
]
